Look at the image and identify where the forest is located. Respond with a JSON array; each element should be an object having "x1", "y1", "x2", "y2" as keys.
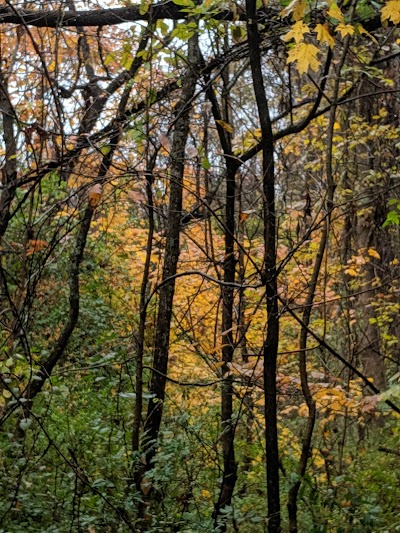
[{"x1": 0, "y1": 1, "x2": 400, "y2": 532}]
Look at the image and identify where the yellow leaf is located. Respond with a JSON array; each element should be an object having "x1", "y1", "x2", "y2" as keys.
[
  {"x1": 344, "y1": 267, "x2": 358, "y2": 277},
  {"x1": 3, "y1": 389, "x2": 12, "y2": 399},
  {"x1": 215, "y1": 119, "x2": 234, "y2": 133},
  {"x1": 287, "y1": 42, "x2": 320, "y2": 74},
  {"x1": 293, "y1": 0, "x2": 307, "y2": 21},
  {"x1": 298, "y1": 403, "x2": 309, "y2": 417},
  {"x1": 327, "y1": 2, "x2": 344, "y2": 21},
  {"x1": 283, "y1": 21, "x2": 310, "y2": 43},
  {"x1": 381, "y1": 0, "x2": 400, "y2": 24},
  {"x1": 280, "y1": 0, "x2": 306, "y2": 21},
  {"x1": 336, "y1": 23, "x2": 355, "y2": 37},
  {"x1": 367, "y1": 248, "x2": 381, "y2": 259},
  {"x1": 315, "y1": 23, "x2": 335, "y2": 48},
  {"x1": 356, "y1": 24, "x2": 378, "y2": 43},
  {"x1": 329, "y1": 399, "x2": 344, "y2": 412}
]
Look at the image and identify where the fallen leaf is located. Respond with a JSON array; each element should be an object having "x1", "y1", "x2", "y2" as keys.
[{"x1": 367, "y1": 247, "x2": 381, "y2": 259}]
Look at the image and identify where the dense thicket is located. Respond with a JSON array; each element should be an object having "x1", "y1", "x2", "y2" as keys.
[{"x1": 0, "y1": 1, "x2": 400, "y2": 532}]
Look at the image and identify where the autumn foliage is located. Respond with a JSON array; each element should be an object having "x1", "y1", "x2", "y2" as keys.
[{"x1": 0, "y1": 1, "x2": 399, "y2": 532}]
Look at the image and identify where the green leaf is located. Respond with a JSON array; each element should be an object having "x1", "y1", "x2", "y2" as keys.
[
  {"x1": 172, "y1": 0, "x2": 194, "y2": 5},
  {"x1": 100, "y1": 145, "x2": 111, "y2": 156},
  {"x1": 383, "y1": 210, "x2": 400, "y2": 227},
  {"x1": 202, "y1": 157, "x2": 211, "y2": 170},
  {"x1": 139, "y1": 0, "x2": 149, "y2": 15}
]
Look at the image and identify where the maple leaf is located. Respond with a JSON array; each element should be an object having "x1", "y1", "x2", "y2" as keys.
[
  {"x1": 336, "y1": 23, "x2": 355, "y2": 37},
  {"x1": 315, "y1": 23, "x2": 335, "y2": 48},
  {"x1": 287, "y1": 42, "x2": 320, "y2": 74},
  {"x1": 280, "y1": 0, "x2": 307, "y2": 21},
  {"x1": 381, "y1": 0, "x2": 400, "y2": 24},
  {"x1": 327, "y1": 2, "x2": 344, "y2": 22},
  {"x1": 292, "y1": 0, "x2": 307, "y2": 21},
  {"x1": 283, "y1": 21, "x2": 310, "y2": 43}
]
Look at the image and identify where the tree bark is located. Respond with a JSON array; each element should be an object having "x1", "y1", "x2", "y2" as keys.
[
  {"x1": 246, "y1": 2, "x2": 280, "y2": 530},
  {"x1": 203, "y1": 45, "x2": 239, "y2": 528},
  {"x1": 142, "y1": 31, "x2": 201, "y2": 468}
]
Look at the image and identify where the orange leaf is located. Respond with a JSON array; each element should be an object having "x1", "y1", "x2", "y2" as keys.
[
  {"x1": 239, "y1": 212, "x2": 250, "y2": 223},
  {"x1": 26, "y1": 239, "x2": 49, "y2": 256},
  {"x1": 88, "y1": 184, "x2": 103, "y2": 207}
]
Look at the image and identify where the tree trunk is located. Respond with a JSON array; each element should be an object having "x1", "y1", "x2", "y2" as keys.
[
  {"x1": 142, "y1": 31, "x2": 201, "y2": 469},
  {"x1": 246, "y1": 2, "x2": 280, "y2": 530}
]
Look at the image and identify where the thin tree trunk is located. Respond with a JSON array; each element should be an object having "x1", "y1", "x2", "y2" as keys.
[
  {"x1": 132, "y1": 158, "x2": 155, "y2": 461},
  {"x1": 203, "y1": 44, "x2": 238, "y2": 529},
  {"x1": 246, "y1": 2, "x2": 280, "y2": 530},
  {"x1": 142, "y1": 30, "x2": 200, "y2": 469},
  {"x1": 287, "y1": 32, "x2": 350, "y2": 530}
]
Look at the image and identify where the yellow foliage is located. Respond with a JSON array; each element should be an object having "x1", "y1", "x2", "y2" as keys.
[
  {"x1": 315, "y1": 24, "x2": 335, "y2": 48},
  {"x1": 280, "y1": 0, "x2": 307, "y2": 21},
  {"x1": 327, "y1": 2, "x2": 344, "y2": 22},
  {"x1": 287, "y1": 42, "x2": 320, "y2": 74},
  {"x1": 344, "y1": 267, "x2": 358, "y2": 277},
  {"x1": 283, "y1": 21, "x2": 310, "y2": 43},
  {"x1": 381, "y1": 0, "x2": 400, "y2": 24},
  {"x1": 367, "y1": 247, "x2": 381, "y2": 259},
  {"x1": 357, "y1": 24, "x2": 378, "y2": 43},
  {"x1": 336, "y1": 23, "x2": 355, "y2": 37}
]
